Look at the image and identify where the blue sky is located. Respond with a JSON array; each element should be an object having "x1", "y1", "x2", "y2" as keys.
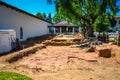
[
  {"x1": 2, "y1": 0, "x2": 120, "y2": 16},
  {"x1": 2, "y1": 0, "x2": 56, "y2": 17},
  {"x1": 116, "y1": 0, "x2": 120, "y2": 16}
]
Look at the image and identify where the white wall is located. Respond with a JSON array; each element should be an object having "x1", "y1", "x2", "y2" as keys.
[
  {"x1": 0, "y1": 5, "x2": 51, "y2": 41},
  {"x1": 94, "y1": 32, "x2": 118, "y2": 38},
  {"x1": 113, "y1": 18, "x2": 120, "y2": 31},
  {"x1": 0, "y1": 33, "x2": 11, "y2": 53}
]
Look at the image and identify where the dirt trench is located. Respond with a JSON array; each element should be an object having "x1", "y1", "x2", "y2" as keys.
[{"x1": 0, "y1": 44, "x2": 46, "y2": 63}]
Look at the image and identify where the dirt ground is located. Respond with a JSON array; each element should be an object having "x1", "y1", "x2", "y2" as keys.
[
  {"x1": 0, "y1": 34, "x2": 120, "y2": 80},
  {"x1": 0, "y1": 44, "x2": 120, "y2": 80}
]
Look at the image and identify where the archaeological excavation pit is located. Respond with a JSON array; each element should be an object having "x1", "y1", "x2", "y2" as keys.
[
  {"x1": 7, "y1": 45, "x2": 98, "y2": 72},
  {"x1": 0, "y1": 43, "x2": 120, "y2": 80}
]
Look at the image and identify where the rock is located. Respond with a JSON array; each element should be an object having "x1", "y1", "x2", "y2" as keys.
[{"x1": 98, "y1": 49, "x2": 111, "y2": 58}]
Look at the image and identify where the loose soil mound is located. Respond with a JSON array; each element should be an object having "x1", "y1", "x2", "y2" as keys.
[
  {"x1": 42, "y1": 40, "x2": 75, "y2": 46},
  {"x1": 0, "y1": 44, "x2": 46, "y2": 63}
]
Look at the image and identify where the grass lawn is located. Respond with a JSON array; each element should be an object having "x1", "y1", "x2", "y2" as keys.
[{"x1": 0, "y1": 72, "x2": 32, "y2": 80}]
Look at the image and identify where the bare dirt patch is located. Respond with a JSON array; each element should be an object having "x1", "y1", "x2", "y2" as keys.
[
  {"x1": 0, "y1": 44, "x2": 120, "y2": 80},
  {"x1": 0, "y1": 33, "x2": 120, "y2": 80},
  {"x1": 42, "y1": 33, "x2": 86, "y2": 46}
]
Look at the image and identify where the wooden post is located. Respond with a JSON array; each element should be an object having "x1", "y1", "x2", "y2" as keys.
[
  {"x1": 79, "y1": 27, "x2": 81, "y2": 32},
  {"x1": 118, "y1": 32, "x2": 120, "y2": 46},
  {"x1": 60, "y1": 27, "x2": 62, "y2": 34},
  {"x1": 72, "y1": 27, "x2": 75, "y2": 34},
  {"x1": 66, "y1": 27, "x2": 68, "y2": 34},
  {"x1": 54, "y1": 27, "x2": 56, "y2": 34}
]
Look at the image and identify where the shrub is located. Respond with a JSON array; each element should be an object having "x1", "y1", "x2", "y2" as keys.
[
  {"x1": 0, "y1": 72, "x2": 32, "y2": 80},
  {"x1": 109, "y1": 37, "x2": 117, "y2": 42}
]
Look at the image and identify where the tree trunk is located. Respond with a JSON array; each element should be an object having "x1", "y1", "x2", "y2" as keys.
[
  {"x1": 88, "y1": 27, "x2": 94, "y2": 37},
  {"x1": 82, "y1": 26, "x2": 86, "y2": 38},
  {"x1": 86, "y1": 26, "x2": 94, "y2": 38},
  {"x1": 83, "y1": 19, "x2": 95, "y2": 38}
]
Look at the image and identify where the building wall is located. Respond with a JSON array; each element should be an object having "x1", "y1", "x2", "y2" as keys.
[
  {"x1": 113, "y1": 18, "x2": 120, "y2": 31},
  {"x1": 0, "y1": 5, "x2": 51, "y2": 41},
  {"x1": 0, "y1": 30, "x2": 16, "y2": 53}
]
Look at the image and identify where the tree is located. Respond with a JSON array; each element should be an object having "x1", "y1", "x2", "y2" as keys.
[
  {"x1": 53, "y1": 13, "x2": 64, "y2": 23},
  {"x1": 36, "y1": 12, "x2": 46, "y2": 20},
  {"x1": 108, "y1": 13, "x2": 117, "y2": 28},
  {"x1": 47, "y1": 0, "x2": 118, "y2": 38},
  {"x1": 107, "y1": 13, "x2": 117, "y2": 32},
  {"x1": 47, "y1": 13, "x2": 52, "y2": 22},
  {"x1": 93, "y1": 15, "x2": 110, "y2": 33},
  {"x1": 36, "y1": 12, "x2": 53, "y2": 22}
]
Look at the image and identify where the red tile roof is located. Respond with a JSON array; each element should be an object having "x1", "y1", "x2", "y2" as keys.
[
  {"x1": 53, "y1": 21, "x2": 75, "y2": 27},
  {"x1": 115, "y1": 16, "x2": 120, "y2": 19}
]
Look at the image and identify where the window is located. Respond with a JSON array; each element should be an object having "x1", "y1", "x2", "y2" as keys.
[
  {"x1": 20, "y1": 27, "x2": 23, "y2": 39},
  {"x1": 119, "y1": 20, "x2": 120, "y2": 24}
]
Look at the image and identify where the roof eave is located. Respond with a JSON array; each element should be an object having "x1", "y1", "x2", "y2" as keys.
[{"x1": 0, "y1": 1, "x2": 53, "y2": 24}]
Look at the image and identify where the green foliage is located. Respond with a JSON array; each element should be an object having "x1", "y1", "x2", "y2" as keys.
[
  {"x1": 36, "y1": 12, "x2": 46, "y2": 19},
  {"x1": 108, "y1": 14, "x2": 117, "y2": 28},
  {"x1": 110, "y1": 18, "x2": 117, "y2": 28},
  {"x1": 0, "y1": 72, "x2": 32, "y2": 80},
  {"x1": 50, "y1": 0, "x2": 118, "y2": 37},
  {"x1": 93, "y1": 15, "x2": 110, "y2": 32},
  {"x1": 46, "y1": 13, "x2": 52, "y2": 22},
  {"x1": 54, "y1": 0, "x2": 118, "y2": 21},
  {"x1": 36, "y1": 12, "x2": 52, "y2": 22},
  {"x1": 109, "y1": 37, "x2": 118, "y2": 42}
]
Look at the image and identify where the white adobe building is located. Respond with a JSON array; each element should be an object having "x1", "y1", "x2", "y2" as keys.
[
  {"x1": 0, "y1": 1, "x2": 52, "y2": 41},
  {"x1": 0, "y1": 28, "x2": 16, "y2": 53},
  {"x1": 110, "y1": 16, "x2": 120, "y2": 32}
]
